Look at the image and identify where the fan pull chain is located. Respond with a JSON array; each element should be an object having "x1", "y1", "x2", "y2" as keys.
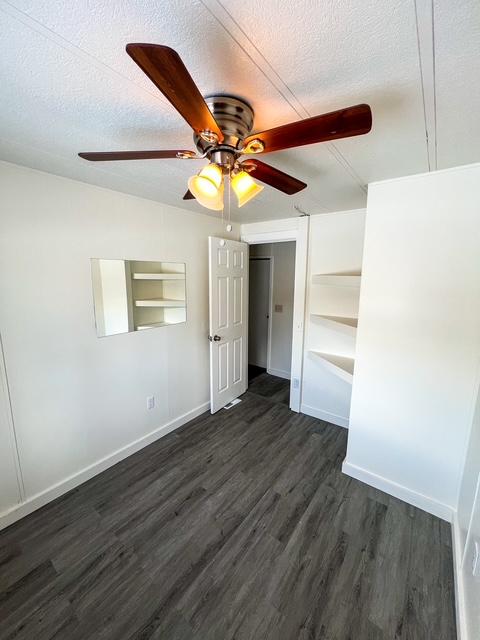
[{"x1": 227, "y1": 170, "x2": 231, "y2": 227}]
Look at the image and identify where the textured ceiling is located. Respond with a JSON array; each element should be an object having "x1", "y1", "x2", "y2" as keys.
[{"x1": 0, "y1": 0, "x2": 478, "y2": 222}]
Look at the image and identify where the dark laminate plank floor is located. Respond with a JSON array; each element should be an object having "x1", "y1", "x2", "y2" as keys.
[{"x1": 0, "y1": 374, "x2": 456, "y2": 639}]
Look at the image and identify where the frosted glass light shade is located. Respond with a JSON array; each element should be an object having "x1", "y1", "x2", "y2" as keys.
[
  {"x1": 188, "y1": 163, "x2": 224, "y2": 210},
  {"x1": 231, "y1": 171, "x2": 264, "y2": 207}
]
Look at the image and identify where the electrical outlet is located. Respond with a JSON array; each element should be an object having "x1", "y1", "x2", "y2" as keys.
[
  {"x1": 472, "y1": 540, "x2": 480, "y2": 578},
  {"x1": 147, "y1": 396, "x2": 155, "y2": 410}
]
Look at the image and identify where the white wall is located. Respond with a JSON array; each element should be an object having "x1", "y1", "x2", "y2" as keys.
[
  {"x1": 344, "y1": 163, "x2": 480, "y2": 522},
  {"x1": 250, "y1": 242, "x2": 296, "y2": 378},
  {"x1": 0, "y1": 346, "x2": 22, "y2": 513},
  {"x1": 456, "y1": 376, "x2": 480, "y2": 639},
  {"x1": 301, "y1": 210, "x2": 366, "y2": 427},
  {"x1": 458, "y1": 377, "x2": 480, "y2": 549},
  {"x1": 0, "y1": 160, "x2": 238, "y2": 528}
]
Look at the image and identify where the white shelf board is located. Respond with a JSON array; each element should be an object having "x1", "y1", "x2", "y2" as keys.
[
  {"x1": 134, "y1": 299, "x2": 186, "y2": 308},
  {"x1": 132, "y1": 273, "x2": 185, "y2": 280},
  {"x1": 309, "y1": 351, "x2": 355, "y2": 383},
  {"x1": 311, "y1": 314, "x2": 358, "y2": 328},
  {"x1": 136, "y1": 321, "x2": 177, "y2": 330},
  {"x1": 312, "y1": 274, "x2": 361, "y2": 287}
]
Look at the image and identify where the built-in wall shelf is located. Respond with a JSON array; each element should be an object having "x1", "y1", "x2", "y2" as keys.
[
  {"x1": 311, "y1": 314, "x2": 358, "y2": 328},
  {"x1": 132, "y1": 273, "x2": 185, "y2": 280},
  {"x1": 309, "y1": 350, "x2": 355, "y2": 383},
  {"x1": 136, "y1": 321, "x2": 176, "y2": 330},
  {"x1": 312, "y1": 274, "x2": 361, "y2": 287},
  {"x1": 135, "y1": 299, "x2": 186, "y2": 308}
]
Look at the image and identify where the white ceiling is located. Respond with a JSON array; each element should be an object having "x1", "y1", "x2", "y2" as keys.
[{"x1": 0, "y1": 0, "x2": 478, "y2": 223}]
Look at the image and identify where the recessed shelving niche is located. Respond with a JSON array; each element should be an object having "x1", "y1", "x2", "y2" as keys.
[
  {"x1": 131, "y1": 260, "x2": 186, "y2": 331},
  {"x1": 300, "y1": 211, "x2": 365, "y2": 428},
  {"x1": 307, "y1": 271, "x2": 361, "y2": 385},
  {"x1": 136, "y1": 321, "x2": 177, "y2": 330}
]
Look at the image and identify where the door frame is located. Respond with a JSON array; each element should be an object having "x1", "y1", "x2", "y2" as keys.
[
  {"x1": 241, "y1": 216, "x2": 309, "y2": 413},
  {"x1": 248, "y1": 255, "x2": 274, "y2": 372}
]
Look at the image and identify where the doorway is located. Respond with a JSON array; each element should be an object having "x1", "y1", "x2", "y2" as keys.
[
  {"x1": 248, "y1": 257, "x2": 271, "y2": 381},
  {"x1": 208, "y1": 217, "x2": 308, "y2": 414},
  {"x1": 248, "y1": 242, "x2": 296, "y2": 396}
]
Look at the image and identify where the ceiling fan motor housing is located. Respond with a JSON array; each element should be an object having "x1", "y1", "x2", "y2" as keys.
[{"x1": 194, "y1": 95, "x2": 255, "y2": 166}]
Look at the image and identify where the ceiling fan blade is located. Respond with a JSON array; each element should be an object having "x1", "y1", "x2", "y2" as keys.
[
  {"x1": 242, "y1": 159, "x2": 307, "y2": 195},
  {"x1": 126, "y1": 44, "x2": 224, "y2": 142},
  {"x1": 78, "y1": 150, "x2": 196, "y2": 161},
  {"x1": 242, "y1": 104, "x2": 372, "y2": 154},
  {"x1": 183, "y1": 190, "x2": 195, "y2": 200}
]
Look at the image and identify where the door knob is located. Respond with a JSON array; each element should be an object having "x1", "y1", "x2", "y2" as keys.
[{"x1": 208, "y1": 334, "x2": 221, "y2": 342}]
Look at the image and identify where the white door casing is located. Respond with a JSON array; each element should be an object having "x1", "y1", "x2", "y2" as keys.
[
  {"x1": 209, "y1": 237, "x2": 249, "y2": 413},
  {"x1": 241, "y1": 216, "x2": 309, "y2": 413}
]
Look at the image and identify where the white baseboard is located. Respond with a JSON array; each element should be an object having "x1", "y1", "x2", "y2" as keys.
[
  {"x1": 267, "y1": 367, "x2": 291, "y2": 380},
  {"x1": 451, "y1": 514, "x2": 468, "y2": 640},
  {"x1": 342, "y1": 460, "x2": 454, "y2": 522},
  {"x1": 301, "y1": 403, "x2": 349, "y2": 428},
  {"x1": 0, "y1": 401, "x2": 210, "y2": 532}
]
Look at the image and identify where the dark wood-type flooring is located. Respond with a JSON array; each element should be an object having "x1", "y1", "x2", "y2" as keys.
[{"x1": 0, "y1": 374, "x2": 456, "y2": 639}]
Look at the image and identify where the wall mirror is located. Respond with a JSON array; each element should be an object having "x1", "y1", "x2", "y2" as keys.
[{"x1": 91, "y1": 259, "x2": 186, "y2": 337}]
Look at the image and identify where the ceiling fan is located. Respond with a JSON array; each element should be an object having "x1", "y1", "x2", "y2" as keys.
[{"x1": 79, "y1": 44, "x2": 372, "y2": 211}]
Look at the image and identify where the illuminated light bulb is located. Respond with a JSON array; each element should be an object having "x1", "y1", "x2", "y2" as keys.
[
  {"x1": 188, "y1": 163, "x2": 224, "y2": 210},
  {"x1": 231, "y1": 170, "x2": 264, "y2": 207}
]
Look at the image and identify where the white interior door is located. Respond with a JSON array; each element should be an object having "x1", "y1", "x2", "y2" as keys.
[
  {"x1": 248, "y1": 258, "x2": 271, "y2": 368},
  {"x1": 209, "y1": 237, "x2": 248, "y2": 413}
]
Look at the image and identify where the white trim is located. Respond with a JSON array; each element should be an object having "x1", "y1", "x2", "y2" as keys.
[
  {"x1": 369, "y1": 161, "x2": 480, "y2": 187},
  {"x1": 241, "y1": 218, "x2": 300, "y2": 244},
  {"x1": 266, "y1": 257, "x2": 274, "y2": 374},
  {"x1": 452, "y1": 513, "x2": 469, "y2": 640},
  {"x1": 290, "y1": 217, "x2": 309, "y2": 413},
  {"x1": 242, "y1": 229, "x2": 297, "y2": 244},
  {"x1": 342, "y1": 459, "x2": 454, "y2": 522},
  {"x1": 301, "y1": 403, "x2": 349, "y2": 428},
  {"x1": 0, "y1": 400, "x2": 210, "y2": 532},
  {"x1": 242, "y1": 217, "x2": 309, "y2": 414},
  {"x1": 267, "y1": 367, "x2": 291, "y2": 380}
]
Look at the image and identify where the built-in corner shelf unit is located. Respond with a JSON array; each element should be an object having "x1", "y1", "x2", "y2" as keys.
[
  {"x1": 311, "y1": 273, "x2": 361, "y2": 287},
  {"x1": 310, "y1": 314, "x2": 358, "y2": 328},
  {"x1": 308, "y1": 272, "x2": 361, "y2": 382},
  {"x1": 300, "y1": 210, "x2": 366, "y2": 428},
  {"x1": 130, "y1": 261, "x2": 186, "y2": 331},
  {"x1": 135, "y1": 299, "x2": 186, "y2": 308},
  {"x1": 132, "y1": 273, "x2": 185, "y2": 281},
  {"x1": 309, "y1": 351, "x2": 355, "y2": 384}
]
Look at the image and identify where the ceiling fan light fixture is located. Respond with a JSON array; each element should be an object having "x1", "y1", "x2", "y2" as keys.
[
  {"x1": 81, "y1": 44, "x2": 373, "y2": 210},
  {"x1": 242, "y1": 138, "x2": 265, "y2": 154},
  {"x1": 231, "y1": 170, "x2": 264, "y2": 208},
  {"x1": 188, "y1": 163, "x2": 224, "y2": 210},
  {"x1": 199, "y1": 129, "x2": 219, "y2": 144}
]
